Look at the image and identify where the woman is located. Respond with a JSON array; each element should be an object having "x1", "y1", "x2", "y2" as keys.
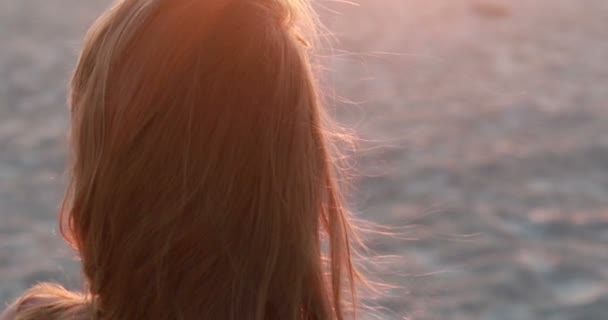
[{"x1": 2, "y1": 0, "x2": 362, "y2": 318}]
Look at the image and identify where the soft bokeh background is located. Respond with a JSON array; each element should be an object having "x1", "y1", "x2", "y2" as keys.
[{"x1": 1, "y1": 0, "x2": 608, "y2": 319}]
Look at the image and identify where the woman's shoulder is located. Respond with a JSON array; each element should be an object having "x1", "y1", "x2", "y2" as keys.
[
  {"x1": 0, "y1": 301, "x2": 17, "y2": 320},
  {"x1": 0, "y1": 295, "x2": 51, "y2": 320},
  {"x1": 1, "y1": 291, "x2": 62, "y2": 320},
  {"x1": 0, "y1": 283, "x2": 90, "y2": 320}
]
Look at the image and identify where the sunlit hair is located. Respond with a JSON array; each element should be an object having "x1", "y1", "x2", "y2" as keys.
[{"x1": 14, "y1": 0, "x2": 362, "y2": 319}]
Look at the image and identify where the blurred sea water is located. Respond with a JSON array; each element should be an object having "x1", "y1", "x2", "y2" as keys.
[{"x1": 2, "y1": 0, "x2": 608, "y2": 319}]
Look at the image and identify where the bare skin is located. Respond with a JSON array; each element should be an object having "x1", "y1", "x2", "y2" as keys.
[
  {"x1": 0, "y1": 296, "x2": 58, "y2": 320},
  {"x1": 0, "y1": 302, "x2": 17, "y2": 320}
]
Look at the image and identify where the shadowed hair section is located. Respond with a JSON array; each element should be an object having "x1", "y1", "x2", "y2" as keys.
[{"x1": 14, "y1": 0, "x2": 362, "y2": 319}]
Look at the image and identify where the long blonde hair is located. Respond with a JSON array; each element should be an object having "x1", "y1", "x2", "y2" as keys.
[{"x1": 14, "y1": 0, "x2": 361, "y2": 319}]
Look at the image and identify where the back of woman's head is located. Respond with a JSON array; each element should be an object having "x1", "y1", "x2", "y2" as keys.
[{"x1": 12, "y1": 0, "x2": 360, "y2": 319}]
